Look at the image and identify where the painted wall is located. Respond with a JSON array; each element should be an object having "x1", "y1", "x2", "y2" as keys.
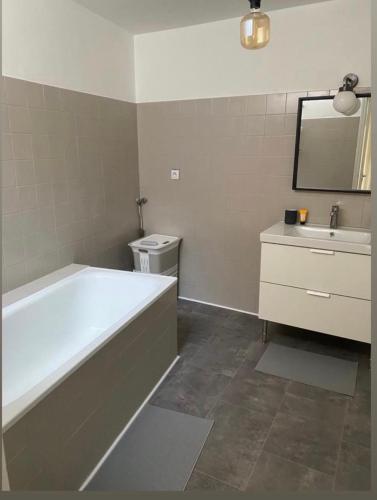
[
  {"x1": 2, "y1": 0, "x2": 135, "y2": 102},
  {"x1": 135, "y1": 0, "x2": 371, "y2": 103}
]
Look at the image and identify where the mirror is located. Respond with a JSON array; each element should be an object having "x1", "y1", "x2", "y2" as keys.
[{"x1": 293, "y1": 94, "x2": 371, "y2": 193}]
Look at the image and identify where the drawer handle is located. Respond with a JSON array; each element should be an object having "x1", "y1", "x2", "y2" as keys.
[
  {"x1": 310, "y1": 249, "x2": 335, "y2": 255},
  {"x1": 307, "y1": 290, "x2": 331, "y2": 299}
]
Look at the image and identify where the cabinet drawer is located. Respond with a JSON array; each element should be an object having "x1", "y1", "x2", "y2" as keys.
[
  {"x1": 259, "y1": 282, "x2": 371, "y2": 343},
  {"x1": 260, "y1": 243, "x2": 371, "y2": 300}
]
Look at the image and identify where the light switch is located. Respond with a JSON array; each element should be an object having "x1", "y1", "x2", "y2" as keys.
[{"x1": 170, "y1": 169, "x2": 180, "y2": 180}]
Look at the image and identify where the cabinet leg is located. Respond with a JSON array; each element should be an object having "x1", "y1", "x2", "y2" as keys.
[{"x1": 262, "y1": 320, "x2": 269, "y2": 344}]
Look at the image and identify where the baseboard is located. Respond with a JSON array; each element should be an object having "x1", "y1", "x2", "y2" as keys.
[
  {"x1": 178, "y1": 296, "x2": 259, "y2": 318},
  {"x1": 79, "y1": 355, "x2": 180, "y2": 491}
]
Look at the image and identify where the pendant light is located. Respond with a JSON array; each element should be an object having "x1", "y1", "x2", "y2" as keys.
[
  {"x1": 241, "y1": 0, "x2": 270, "y2": 50},
  {"x1": 333, "y1": 74, "x2": 360, "y2": 116}
]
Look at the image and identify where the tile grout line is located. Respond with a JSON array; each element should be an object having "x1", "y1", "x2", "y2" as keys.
[
  {"x1": 240, "y1": 383, "x2": 289, "y2": 491},
  {"x1": 331, "y1": 398, "x2": 350, "y2": 491},
  {"x1": 201, "y1": 329, "x2": 266, "y2": 419},
  {"x1": 261, "y1": 449, "x2": 334, "y2": 480},
  {"x1": 189, "y1": 469, "x2": 242, "y2": 492},
  {"x1": 184, "y1": 318, "x2": 266, "y2": 488}
]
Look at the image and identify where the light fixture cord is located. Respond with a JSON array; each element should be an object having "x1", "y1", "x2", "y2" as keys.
[{"x1": 249, "y1": 0, "x2": 261, "y2": 10}]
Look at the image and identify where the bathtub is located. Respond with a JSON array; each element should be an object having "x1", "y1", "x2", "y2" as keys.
[{"x1": 3, "y1": 264, "x2": 178, "y2": 490}]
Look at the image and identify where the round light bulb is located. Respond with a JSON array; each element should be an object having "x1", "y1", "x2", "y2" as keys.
[
  {"x1": 241, "y1": 9, "x2": 270, "y2": 50},
  {"x1": 333, "y1": 90, "x2": 359, "y2": 116}
]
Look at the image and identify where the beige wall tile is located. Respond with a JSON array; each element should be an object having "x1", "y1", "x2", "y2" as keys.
[
  {"x1": 43, "y1": 85, "x2": 62, "y2": 110},
  {"x1": 36, "y1": 183, "x2": 54, "y2": 207},
  {"x1": 15, "y1": 160, "x2": 36, "y2": 186},
  {"x1": 3, "y1": 235, "x2": 25, "y2": 267},
  {"x1": 228, "y1": 96, "x2": 247, "y2": 115},
  {"x1": 1, "y1": 76, "x2": 7, "y2": 103},
  {"x1": 262, "y1": 135, "x2": 296, "y2": 157},
  {"x1": 29, "y1": 108, "x2": 49, "y2": 135},
  {"x1": 246, "y1": 95, "x2": 267, "y2": 115},
  {"x1": 32, "y1": 134, "x2": 50, "y2": 159},
  {"x1": 138, "y1": 93, "x2": 370, "y2": 313},
  {"x1": 308, "y1": 90, "x2": 330, "y2": 97},
  {"x1": 17, "y1": 186, "x2": 38, "y2": 211},
  {"x1": 1, "y1": 104, "x2": 10, "y2": 132},
  {"x1": 2, "y1": 187, "x2": 19, "y2": 214},
  {"x1": 211, "y1": 97, "x2": 229, "y2": 116},
  {"x1": 12, "y1": 134, "x2": 33, "y2": 160},
  {"x1": 1, "y1": 134, "x2": 13, "y2": 160},
  {"x1": 25, "y1": 82, "x2": 44, "y2": 108},
  {"x1": 286, "y1": 92, "x2": 308, "y2": 114},
  {"x1": 34, "y1": 158, "x2": 54, "y2": 183},
  {"x1": 244, "y1": 115, "x2": 266, "y2": 135},
  {"x1": 265, "y1": 115, "x2": 286, "y2": 136},
  {"x1": 1, "y1": 78, "x2": 140, "y2": 293},
  {"x1": 3, "y1": 77, "x2": 28, "y2": 106},
  {"x1": 1, "y1": 160, "x2": 17, "y2": 187},
  {"x1": 8, "y1": 106, "x2": 32, "y2": 133},
  {"x1": 267, "y1": 93, "x2": 287, "y2": 114},
  {"x1": 2, "y1": 262, "x2": 27, "y2": 293}
]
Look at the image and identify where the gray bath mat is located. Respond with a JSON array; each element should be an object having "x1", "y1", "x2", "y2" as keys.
[
  {"x1": 86, "y1": 404, "x2": 213, "y2": 491},
  {"x1": 255, "y1": 343, "x2": 358, "y2": 396}
]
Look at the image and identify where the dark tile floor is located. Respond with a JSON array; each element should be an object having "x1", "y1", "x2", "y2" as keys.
[{"x1": 150, "y1": 299, "x2": 371, "y2": 492}]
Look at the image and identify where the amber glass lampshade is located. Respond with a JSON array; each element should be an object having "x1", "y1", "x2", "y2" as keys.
[{"x1": 241, "y1": 1, "x2": 270, "y2": 50}]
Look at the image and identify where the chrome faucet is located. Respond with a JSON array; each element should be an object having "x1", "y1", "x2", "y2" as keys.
[{"x1": 330, "y1": 205, "x2": 340, "y2": 230}]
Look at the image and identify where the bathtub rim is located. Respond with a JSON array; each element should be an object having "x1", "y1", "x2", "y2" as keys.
[{"x1": 2, "y1": 265, "x2": 177, "y2": 432}]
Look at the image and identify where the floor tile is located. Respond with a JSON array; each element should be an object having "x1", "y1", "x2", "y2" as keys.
[
  {"x1": 246, "y1": 451, "x2": 333, "y2": 492},
  {"x1": 150, "y1": 359, "x2": 231, "y2": 418},
  {"x1": 222, "y1": 311, "x2": 262, "y2": 336},
  {"x1": 286, "y1": 381, "x2": 350, "y2": 403},
  {"x1": 343, "y1": 390, "x2": 371, "y2": 448},
  {"x1": 178, "y1": 326, "x2": 211, "y2": 357},
  {"x1": 165, "y1": 300, "x2": 371, "y2": 492},
  {"x1": 185, "y1": 470, "x2": 238, "y2": 491},
  {"x1": 280, "y1": 392, "x2": 347, "y2": 427},
  {"x1": 222, "y1": 363, "x2": 288, "y2": 416},
  {"x1": 355, "y1": 356, "x2": 371, "y2": 393},
  {"x1": 245, "y1": 340, "x2": 268, "y2": 366},
  {"x1": 189, "y1": 301, "x2": 232, "y2": 321},
  {"x1": 178, "y1": 310, "x2": 216, "y2": 339},
  {"x1": 338, "y1": 440, "x2": 371, "y2": 469},
  {"x1": 264, "y1": 411, "x2": 343, "y2": 475},
  {"x1": 334, "y1": 461, "x2": 370, "y2": 491},
  {"x1": 188, "y1": 326, "x2": 253, "y2": 376},
  {"x1": 195, "y1": 401, "x2": 273, "y2": 490}
]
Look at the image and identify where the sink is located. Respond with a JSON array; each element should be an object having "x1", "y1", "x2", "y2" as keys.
[
  {"x1": 261, "y1": 222, "x2": 371, "y2": 255},
  {"x1": 291, "y1": 225, "x2": 371, "y2": 245}
]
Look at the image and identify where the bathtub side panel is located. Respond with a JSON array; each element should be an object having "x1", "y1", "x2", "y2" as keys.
[{"x1": 4, "y1": 285, "x2": 177, "y2": 490}]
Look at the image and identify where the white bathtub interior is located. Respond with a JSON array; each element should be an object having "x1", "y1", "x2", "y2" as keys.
[{"x1": 2, "y1": 266, "x2": 177, "y2": 430}]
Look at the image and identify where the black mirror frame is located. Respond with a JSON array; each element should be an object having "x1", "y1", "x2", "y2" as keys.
[{"x1": 292, "y1": 94, "x2": 372, "y2": 194}]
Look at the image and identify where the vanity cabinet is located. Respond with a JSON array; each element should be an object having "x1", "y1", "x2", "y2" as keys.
[{"x1": 259, "y1": 242, "x2": 371, "y2": 344}]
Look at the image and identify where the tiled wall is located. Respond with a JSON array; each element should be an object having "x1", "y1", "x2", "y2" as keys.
[
  {"x1": 1, "y1": 77, "x2": 140, "y2": 292},
  {"x1": 138, "y1": 91, "x2": 371, "y2": 313}
]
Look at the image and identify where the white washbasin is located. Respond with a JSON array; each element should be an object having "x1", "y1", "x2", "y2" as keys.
[
  {"x1": 261, "y1": 222, "x2": 371, "y2": 255},
  {"x1": 291, "y1": 225, "x2": 371, "y2": 245}
]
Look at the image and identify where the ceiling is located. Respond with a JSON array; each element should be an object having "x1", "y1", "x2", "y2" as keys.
[{"x1": 74, "y1": 0, "x2": 332, "y2": 34}]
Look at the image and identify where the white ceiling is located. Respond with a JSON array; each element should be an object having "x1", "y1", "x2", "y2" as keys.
[{"x1": 74, "y1": 0, "x2": 332, "y2": 34}]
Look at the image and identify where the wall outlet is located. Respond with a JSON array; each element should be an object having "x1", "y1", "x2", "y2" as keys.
[{"x1": 170, "y1": 169, "x2": 180, "y2": 180}]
